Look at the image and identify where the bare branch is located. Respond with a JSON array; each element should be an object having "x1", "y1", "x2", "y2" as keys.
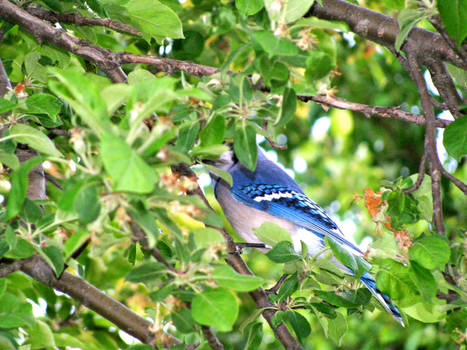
[
  {"x1": 20, "y1": 255, "x2": 159, "y2": 349},
  {"x1": 429, "y1": 15, "x2": 467, "y2": 63},
  {"x1": 299, "y1": 94, "x2": 451, "y2": 128},
  {"x1": 402, "y1": 151, "x2": 427, "y2": 194},
  {"x1": 439, "y1": 166, "x2": 467, "y2": 195},
  {"x1": 0, "y1": 259, "x2": 23, "y2": 277},
  {"x1": 403, "y1": 150, "x2": 427, "y2": 194},
  {"x1": 201, "y1": 326, "x2": 224, "y2": 350},
  {"x1": 426, "y1": 60, "x2": 463, "y2": 119},
  {"x1": 25, "y1": 6, "x2": 142, "y2": 36},
  {"x1": 406, "y1": 50, "x2": 445, "y2": 234},
  {"x1": 307, "y1": 0, "x2": 467, "y2": 70},
  {"x1": 0, "y1": 57, "x2": 11, "y2": 97}
]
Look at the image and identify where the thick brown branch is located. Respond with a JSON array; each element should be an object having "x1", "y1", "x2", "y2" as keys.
[
  {"x1": 25, "y1": 7, "x2": 141, "y2": 36},
  {"x1": 20, "y1": 255, "x2": 159, "y2": 349},
  {"x1": 0, "y1": 259, "x2": 23, "y2": 277},
  {"x1": 406, "y1": 50, "x2": 445, "y2": 234},
  {"x1": 426, "y1": 60, "x2": 463, "y2": 119},
  {"x1": 0, "y1": 57, "x2": 11, "y2": 97},
  {"x1": 307, "y1": 0, "x2": 467, "y2": 70}
]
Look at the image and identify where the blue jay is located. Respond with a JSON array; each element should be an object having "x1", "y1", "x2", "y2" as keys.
[{"x1": 210, "y1": 145, "x2": 403, "y2": 326}]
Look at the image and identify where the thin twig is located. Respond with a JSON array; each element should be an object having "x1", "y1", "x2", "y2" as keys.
[
  {"x1": 201, "y1": 326, "x2": 224, "y2": 350},
  {"x1": 25, "y1": 6, "x2": 141, "y2": 36},
  {"x1": 403, "y1": 150, "x2": 427, "y2": 194},
  {"x1": 439, "y1": 166, "x2": 467, "y2": 195}
]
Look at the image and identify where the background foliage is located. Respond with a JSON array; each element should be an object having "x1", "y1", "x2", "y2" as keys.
[{"x1": 0, "y1": 0, "x2": 466, "y2": 349}]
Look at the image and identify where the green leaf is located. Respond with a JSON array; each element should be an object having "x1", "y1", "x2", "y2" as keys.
[
  {"x1": 327, "y1": 312, "x2": 347, "y2": 345},
  {"x1": 23, "y1": 94, "x2": 62, "y2": 121},
  {"x1": 49, "y1": 68, "x2": 109, "y2": 137},
  {"x1": 409, "y1": 235, "x2": 450, "y2": 270},
  {"x1": 409, "y1": 174, "x2": 432, "y2": 221},
  {"x1": 4, "y1": 238, "x2": 34, "y2": 259},
  {"x1": 283, "y1": 0, "x2": 315, "y2": 23},
  {"x1": 0, "y1": 150, "x2": 19, "y2": 170},
  {"x1": 6, "y1": 156, "x2": 45, "y2": 220},
  {"x1": 234, "y1": 121, "x2": 257, "y2": 171},
  {"x1": 129, "y1": 204, "x2": 159, "y2": 247},
  {"x1": 409, "y1": 261, "x2": 437, "y2": 301},
  {"x1": 438, "y1": 0, "x2": 467, "y2": 47},
  {"x1": 191, "y1": 288, "x2": 239, "y2": 332},
  {"x1": 0, "y1": 98, "x2": 17, "y2": 114},
  {"x1": 286, "y1": 310, "x2": 311, "y2": 341},
  {"x1": 171, "y1": 308, "x2": 196, "y2": 333},
  {"x1": 175, "y1": 121, "x2": 200, "y2": 153},
  {"x1": 245, "y1": 322, "x2": 263, "y2": 350},
  {"x1": 192, "y1": 144, "x2": 230, "y2": 159},
  {"x1": 74, "y1": 185, "x2": 101, "y2": 225},
  {"x1": 126, "y1": 262, "x2": 167, "y2": 283},
  {"x1": 199, "y1": 114, "x2": 225, "y2": 147},
  {"x1": 253, "y1": 222, "x2": 292, "y2": 247},
  {"x1": 326, "y1": 236, "x2": 370, "y2": 278},
  {"x1": 395, "y1": 8, "x2": 430, "y2": 51},
  {"x1": 10, "y1": 124, "x2": 62, "y2": 157},
  {"x1": 313, "y1": 290, "x2": 359, "y2": 308},
  {"x1": 193, "y1": 227, "x2": 225, "y2": 248},
  {"x1": 101, "y1": 133, "x2": 157, "y2": 194},
  {"x1": 376, "y1": 259, "x2": 415, "y2": 302},
  {"x1": 64, "y1": 230, "x2": 90, "y2": 259},
  {"x1": 100, "y1": 84, "x2": 131, "y2": 116},
  {"x1": 236, "y1": 0, "x2": 263, "y2": 16},
  {"x1": 212, "y1": 265, "x2": 265, "y2": 291},
  {"x1": 277, "y1": 274, "x2": 299, "y2": 301},
  {"x1": 42, "y1": 246, "x2": 65, "y2": 277},
  {"x1": 275, "y1": 87, "x2": 297, "y2": 127},
  {"x1": 266, "y1": 241, "x2": 301, "y2": 263},
  {"x1": 28, "y1": 320, "x2": 55, "y2": 349},
  {"x1": 402, "y1": 301, "x2": 445, "y2": 323},
  {"x1": 203, "y1": 163, "x2": 233, "y2": 187},
  {"x1": 123, "y1": 0, "x2": 184, "y2": 42},
  {"x1": 443, "y1": 115, "x2": 467, "y2": 161},
  {"x1": 306, "y1": 51, "x2": 334, "y2": 81},
  {"x1": 0, "y1": 293, "x2": 34, "y2": 328},
  {"x1": 253, "y1": 31, "x2": 299, "y2": 57}
]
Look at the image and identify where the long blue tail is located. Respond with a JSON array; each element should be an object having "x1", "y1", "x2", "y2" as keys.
[{"x1": 360, "y1": 272, "x2": 404, "y2": 326}]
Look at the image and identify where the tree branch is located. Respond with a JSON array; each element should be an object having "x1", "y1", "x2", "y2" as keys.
[
  {"x1": 406, "y1": 50, "x2": 445, "y2": 234},
  {"x1": 0, "y1": 259, "x2": 23, "y2": 277},
  {"x1": 403, "y1": 150, "x2": 427, "y2": 194},
  {"x1": 0, "y1": 0, "x2": 452, "y2": 129},
  {"x1": 20, "y1": 255, "x2": 159, "y2": 349},
  {"x1": 0, "y1": 57, "x2": 11, "y2": 97},
  {"x1": 25, "y1": 6, "x2": 142, "y2": 36},
  {"x1": 439, "y1": 166, "x2": 467, "y2": 195},
  {"x1": 298, "y1": 94, "x2": 451, "y2": 128},
  {"x1": 307, "y1": 0, "x2": 467, "y2": 70},
  {"x1": 426, "y1": 60, "x2": 463, "y2": 119}
]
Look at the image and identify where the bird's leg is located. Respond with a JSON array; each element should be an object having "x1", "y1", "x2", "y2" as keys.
[{"x1": 265, "y1": 274, "x2": 288, "y2": 295}]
